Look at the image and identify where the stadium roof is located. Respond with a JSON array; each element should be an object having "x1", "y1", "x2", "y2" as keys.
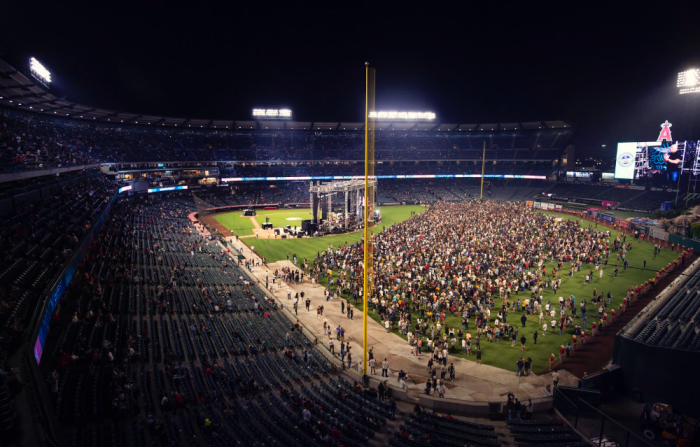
[{"x1": 0, "y1": 58, "x2": 573, "y2": 132}]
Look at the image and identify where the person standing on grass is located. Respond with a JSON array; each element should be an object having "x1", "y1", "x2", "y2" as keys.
[
  {"x1": 521, "y1": 314, "x2": 527, "y2": 328},
  {"x1": 476, "y1": 348, "x2": 482, "y2": 365},
  {"x1": 520, "y1": 334, "x2": 526, "y2": 351},
  {"x1": 533, "y1": 330, "x2": 538, "y2": 345},
  {"x1": 558, "y1": 345, "x2": 565, "y2": 364}
]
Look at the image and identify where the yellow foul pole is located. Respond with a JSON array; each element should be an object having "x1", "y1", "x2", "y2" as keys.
[
  {"x1": 363, "y1": 62, "x2": 370, "y2": 375},
  {"x1": 480, "y1": 141, "x2": 486, "y2": 199}
]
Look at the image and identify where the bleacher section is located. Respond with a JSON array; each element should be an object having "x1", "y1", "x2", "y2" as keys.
[
  {"x1": 1, "y1": 110, "x2": 571, "y2": 170},
  {"x1": 624, "y1": 261, "x2": 700, "y2": 351},
  {"x1": 545, "y1": 183, "x2": 681, "y2": 213},
  {"x1": 391, "y1": 411, "x2": 500, "y2": 447},
  {"x1": 508, "y1": 419, "x2": 583, "y2": 446},
  {"x1": 39, "y1": 194, "x2": 410, "y2": 445},
  {"x1": 0, "y1": 174, "x2": 115, "y2": 440}
]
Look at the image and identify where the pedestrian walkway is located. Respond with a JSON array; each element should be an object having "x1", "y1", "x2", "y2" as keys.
[{"x1": 223, "y1": 237, "x2": 576, "y2": 402}]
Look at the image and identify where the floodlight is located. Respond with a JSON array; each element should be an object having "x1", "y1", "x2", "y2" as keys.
[
  {"x1": 29, "y1": 57, "x2": 52, "y2": 85},
  {"x1": 252, "y1": 108, "x2": 292, "y2": 118},
  {"x1": 368, "y1": 111, "x2": 436, "y2": 121},
  {"x1": 678, "y1": 69, "x2": 700, "y2": 94}
]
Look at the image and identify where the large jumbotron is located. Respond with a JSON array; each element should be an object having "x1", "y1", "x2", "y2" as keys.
[{"x1": 1, "y1": 50, "x2": 700, "y2": 447}]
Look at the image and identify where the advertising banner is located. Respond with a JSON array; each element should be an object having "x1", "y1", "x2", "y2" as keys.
[
  {"x1": 526, "y1": 201, "x2": 533, "y2": 208},
  {"x1": 534, "y1": 202, "x2": 542, "y2": 209},
  {"x1": 615, "y1": 218, "x2": 630, "y2": 229},
  {"x1": 601, "y1": 201, "x2": 619, "y2": 208},
  {"x1": 599, "y1": 214, "x2": 615, "y2": 223}
]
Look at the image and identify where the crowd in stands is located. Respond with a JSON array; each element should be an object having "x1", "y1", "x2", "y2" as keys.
[
  {"x1": 188, "y1": 180, "x2": 542, "y2": 211},
  {"x1": 1, "y1": 113, "x2": 104, "y2": 170},
  {"x1": 1, "y1": 110, "x2": 567, "y2": 169},
  {"x1": 38, "y1": 193, "x2": 405, "y2": 445},
  {"x1": 0, "y1": 173, "x2": 116, "y2": 439},
  {"x1": 0, "y1": 174, "x2": 116, "y2": 347}
]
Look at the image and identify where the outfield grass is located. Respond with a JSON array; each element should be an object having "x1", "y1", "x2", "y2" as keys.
[
  {"x1": 214, "y1": 212, "x2": 257, "y2": 236},
  {"x1": 254, "y1": 208, "x2": 312, "y2": 229},
  {"x1": 320, "y1": 210, "x2": 679, "y2": 373},
  {"x1": 240, "y1": 205, "x2": 426, "y2": 262}
]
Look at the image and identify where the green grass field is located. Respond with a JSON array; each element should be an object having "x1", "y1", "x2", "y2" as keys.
[
  {"x1": 320, "y1": 210, "x2": 679, "y2": 373},
  {"x1": 254, "y1": 208, "x2": 312, "y2": 229},
  {"x1": 216, "y1": 204, "x2": 681, "y2": 373},
  {"x1": 213, "y1": 212, "x2": 258, "y2": 236},
  {"x1": 213, "y1": 205, "x2": 427, "y2": 263}
]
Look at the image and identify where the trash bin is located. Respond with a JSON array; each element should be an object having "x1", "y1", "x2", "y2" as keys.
[{"x1": 362, "y1": 375, "x2": 370, "y2": 387}]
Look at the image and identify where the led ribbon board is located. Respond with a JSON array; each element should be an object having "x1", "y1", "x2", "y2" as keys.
[
  {"x1": 221, "y1": 174, "x2": 546, "y2": 182},
  {"x1": 147, "y1": 185, "x2": 189, "y2": 193}
]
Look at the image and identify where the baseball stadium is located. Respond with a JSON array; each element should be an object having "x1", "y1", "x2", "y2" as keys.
[{"x1": 1, "y1": 5, "x2": 700, "y2": 446}]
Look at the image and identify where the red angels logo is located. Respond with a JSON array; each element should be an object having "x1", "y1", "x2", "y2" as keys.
[{"x1": 657, "y1": 120, "x2": 673, "y2": 142}]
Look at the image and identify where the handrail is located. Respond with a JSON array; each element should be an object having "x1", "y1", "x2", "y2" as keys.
[
  {"x1": 554, "y1": 387, "x2": 656, "y2": 447},
  {"x1": 577, "y1": 399, "x2": 656, "y2": 447}
]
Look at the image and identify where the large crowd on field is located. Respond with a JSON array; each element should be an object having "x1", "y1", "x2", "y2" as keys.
[{"x1": 308, "y1": 201, "x2": 638, "y2": 373}]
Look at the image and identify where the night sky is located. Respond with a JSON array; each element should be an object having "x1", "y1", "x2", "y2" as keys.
[{"x1": 2, "y1": 2, "x2": 700, "y2": 160}]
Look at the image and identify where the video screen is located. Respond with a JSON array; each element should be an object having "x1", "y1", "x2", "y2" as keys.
[{"x1": 615, "y1": 141, "x2": 687, "y2": 181}]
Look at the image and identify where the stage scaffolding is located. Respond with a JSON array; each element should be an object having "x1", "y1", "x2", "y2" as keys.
[{"x1": 308, "y1": 179, "x2": 377, "y2": 231}]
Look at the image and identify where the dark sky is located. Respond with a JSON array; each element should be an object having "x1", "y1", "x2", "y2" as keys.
[{"x1": 2, "y1": 1, "x2": 700, "y2": 159}]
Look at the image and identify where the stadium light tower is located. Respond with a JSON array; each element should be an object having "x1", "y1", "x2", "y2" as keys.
[
  {"x1": 29, "y1": 57, "x2": 52, "y2": 88},
  {"x1": 677, "y1": 69, "x2": 700, "y2": 94}
]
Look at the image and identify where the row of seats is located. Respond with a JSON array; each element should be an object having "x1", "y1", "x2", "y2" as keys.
[
  {"x1": 508, "y1": 419, "x2": 583, "y2": 445},
  {"x1": 1, "y1": 110, "x2": 571, "y2": 167},
  {"x1": 546, "y1": 183, "x2": 681, "y2": 212},
  {"x1": 44, "y1": 195, "x2": 394, "y2": 446},
  {"x1": 391, "y1": 411, "x2": 498, "y2": 447},
  {"x1": 626, "y1": 262, "x2": 700, "y2": 350}
]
